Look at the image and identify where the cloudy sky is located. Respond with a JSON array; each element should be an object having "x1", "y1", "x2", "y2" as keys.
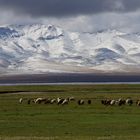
[{"x1": 0, "y1": 0, "x2": 140, "y2": 33}]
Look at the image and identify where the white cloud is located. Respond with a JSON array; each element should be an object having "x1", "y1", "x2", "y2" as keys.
[
  {"x1": 0, "y1": 9, "x2": 140, "y2": 34},
  {"x1": 41, "y1": 11, "x2": 140, "y2": 33},
  {"x1": 0, "y1": 9, "x2": 38, "y2": 26}
]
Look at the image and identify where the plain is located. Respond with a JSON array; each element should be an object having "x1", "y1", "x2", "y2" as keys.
[{"x1": 0, "y1": 84, "x2": 140, "y2": 140}]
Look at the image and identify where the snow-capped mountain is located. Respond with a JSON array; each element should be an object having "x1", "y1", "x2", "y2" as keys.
[{"x1": 0, "y1": 24, "x2": 140, "y2": 74}]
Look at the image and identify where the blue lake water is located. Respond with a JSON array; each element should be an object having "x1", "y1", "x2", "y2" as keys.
[{"x1": 0, "y1": 73, "x2": 140, "y2": 85}]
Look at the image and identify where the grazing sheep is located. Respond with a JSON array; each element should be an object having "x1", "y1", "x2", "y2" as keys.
[
  {"x1": 35, "y1": 98, "x2": 47, "y2": 104},
  {"x1": 121, "y1": 100, "x2": 126, "y2": 106},
  {"x1": 110, "y1": 100, "x2": 116, "y2": 106},
  {"x1": 50, "y1": 99, "x2": 56, "y2": 104},
  {"x1": 101, "y1": 100, "x2": 105, "y2": 105},
  {"x1": 19, "y1": 98, "x2": 23, "y2": 104},
  {"x1": 27, "y1": 99, "x2": 31, "y2": 104},
  {"x1": 35, "y1": 98, "x2": 42, "y2": 104},
  {"x1": 88, "y1": 100, "x2": 91, "y2": 105},
  {"x1": 106, "y1": 99, "x2": 111, "y2": 105},
  {"x1": 117, "y1": 98, "x2": 125, "y2": 106},
  {"x1": 61, "y1": 99, "x2": 69, "y2": 105},
  {"x1": 126, "y1": 98, "x2": 133, "y2": 106},
  {"x1": 101, "y1": 99, "x2": 111, "y2": 106},
  {"x1": 44, "y1": 98, "x2": 51, "y2": 104},
  {"x1": 57, "y1": 98, "x2": 61, "y2": 103},
  {"x1": 68, "y1": 97, "x2": 75, "y2": 101},
  {"x1": 78, "y1": 100, "x2": 84, "y2": 105},
  {"x1": 57, "y1": 98, "x2": 64, "y2": 105}
]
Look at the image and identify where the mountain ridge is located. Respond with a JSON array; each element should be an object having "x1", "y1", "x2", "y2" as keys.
[{"x1": 0, "y1": 24, "x2": 140, "y2": 74}]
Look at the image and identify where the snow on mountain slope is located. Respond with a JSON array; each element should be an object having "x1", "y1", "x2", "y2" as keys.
[{"x1": 0, "y1": 24, "x2": 140, "y2": 74}]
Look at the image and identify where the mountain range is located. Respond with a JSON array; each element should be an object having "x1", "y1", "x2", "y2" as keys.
[{"x1": 0, "y1": 24, "x2": 140, "y2": 74}]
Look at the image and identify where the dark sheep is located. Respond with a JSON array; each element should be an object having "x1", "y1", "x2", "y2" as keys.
[
  {"x1": 88, "y1": 100, "x2": 91, "y2": 105},
  {"x1": 27, "y1": 99, "x2": 32, "y2": 104},
  {"x1": 78, "y1": 100, "x2": 84, "y2": 105},
  {"x1": 126, "y1": 98, "x2": 133, "y2": 106},
  {"x1": 61, "y1": 99, "x2": 69, "y2": 105},
  {"x1": 57, "y1": 98, "x2": 65, "y2": 105},
  {"x1": 101, "y1": 99, "x2": 111, "y2": 106}
]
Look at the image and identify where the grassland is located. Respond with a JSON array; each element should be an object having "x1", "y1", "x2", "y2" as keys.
[{"x1": 0, "y1": 84, "x2": 140, "y2": 140}]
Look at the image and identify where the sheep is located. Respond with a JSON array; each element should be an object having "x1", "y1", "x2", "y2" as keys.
[
  {"x1": 35, "y1": 98, "x2": 47, "y2": 104},
  {"x1": 88, "y1": 100, "x2": 91, "y2": 105},
  {"x1": 101, "y1": 99, "x2": 111, "y2": 106},
  {"x1": 57, "y1": 97, "x2": 61, "y2": 103},
  {"x1": 27, "y1": 99, "x2": 32, "y2": 104},
  {"x1": 78, "y1": 99, "x2": 84, "y2": 105},
  {"x1": 61, "y1": 99, "x2": 69, "y2": 105},
  {"x1": 19, "y1": 98, "x2": 23, "y2": 104},
  {"x1": 50, "y1": 99, "x2": 56, "y2": 104},
  {"x1": 68, "y1": 97, "x2": 75, "y2": 101},
  {"x1": 19, "y1": 98, "x2": 34, "y2": 104},
  {"x1": 57, "y1": 98, "x2": 65, "y2": 105},
  {"x1": 101, "y1": 100, "x2": 106, "y2": 105},
  {"x1": 116, "y1": 98, "x2": 126, "y2": 106},
  {"x1": 44, "y1": 98, "x2": 51, "y2": 104},
  {"x1": 106, "y1": 100, "x2": 111, "y2": 105},
  {"x1": 110, "y1": 100, "x2": 116, "y2": 106},
  {"x1": 35, "y1": 98, "x2": 42, "y2": 104},
  {"x1": 126, "y1": 98, "x2": 133, "y2": 106}
]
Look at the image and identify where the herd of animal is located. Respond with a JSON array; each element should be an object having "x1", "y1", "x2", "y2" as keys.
[
  {"x1": 101, "y1": 98, "x2": 140, "y2": 106},
  {"x1": 19, "y1": 97, "x2": 140, "y2": 106},
  {"x1": 101, "y1": 98, "x2": 133, "y2": 106},
  {"x1": 19, "y1": 97, "x2": 91, "y2": 105}
]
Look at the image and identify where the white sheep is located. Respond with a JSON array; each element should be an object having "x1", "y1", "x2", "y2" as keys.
[
  {"x1": 110, "y1": 100, "x2": 116, "y2": 106},
  {"x1": 61, "y1": 99, "x2": 69, "y2": 105},
  {"x1": 126, "y1": 98, "x2": 133, "y2": 106},
  {"x1": 19, "y1": 98, "x2": 23, "y2": 104}
]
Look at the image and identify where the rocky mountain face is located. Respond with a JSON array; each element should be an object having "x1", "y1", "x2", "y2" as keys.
[{"x1": 0, "y1": 24, "x2": 140, "y2": 74}]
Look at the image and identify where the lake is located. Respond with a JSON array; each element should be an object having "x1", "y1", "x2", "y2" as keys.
[{"x1": 0, "y1": 73, "x2": 140, "y2": 85}]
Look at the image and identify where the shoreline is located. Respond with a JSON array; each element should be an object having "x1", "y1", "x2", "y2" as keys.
[
  {"x1": 1, "y1": 72, "x2": 140, "y2": 77},
  {"x1": 0, "y1": 82, "x2": 140, "y2": 86}
]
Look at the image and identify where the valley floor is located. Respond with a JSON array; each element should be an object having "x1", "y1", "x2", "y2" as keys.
[{"x1": 0, "y1": 85, "x2": 140, "y2": 140}]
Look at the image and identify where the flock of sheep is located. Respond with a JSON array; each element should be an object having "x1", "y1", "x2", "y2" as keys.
[
  {"x1": 101, "y1": 98, "x2": 140, "y2": 106},
  {"x1": 19, "y1": 97, "x2": 91, "y2": 105},
  {"x1": 19, "y1": 97, "x2": 140, "y2": 106}
]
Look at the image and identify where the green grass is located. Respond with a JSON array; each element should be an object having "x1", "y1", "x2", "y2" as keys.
[{"x1": 0, "y1": 84, "x2": 140, "y2": 140}]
